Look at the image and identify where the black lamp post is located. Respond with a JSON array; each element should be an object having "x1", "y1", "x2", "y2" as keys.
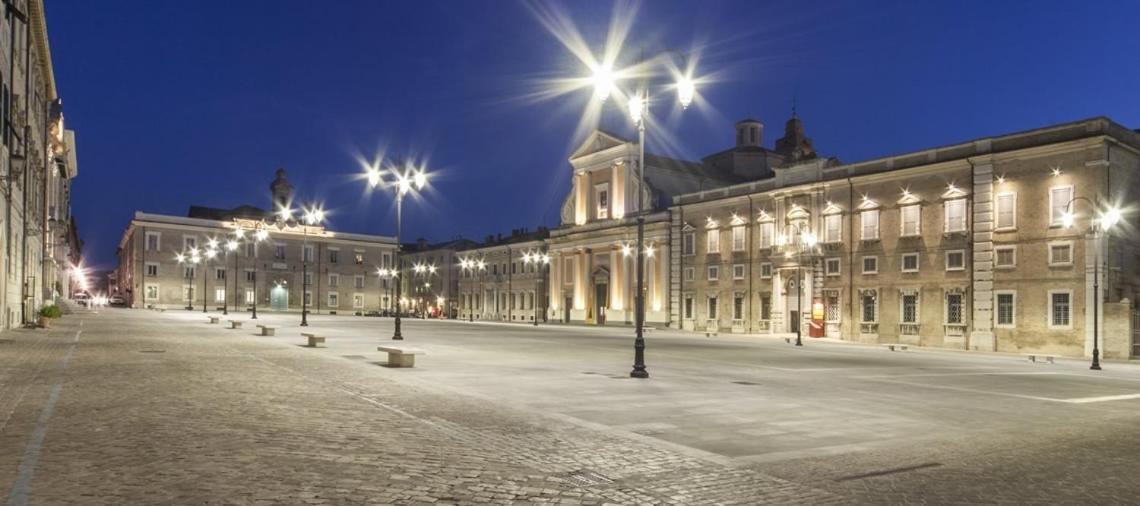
[
  {"x1": 366, "y1": 163, "x2": 429, "y2": 341},
  {"x1": 251, "y1": 228, "x2": 268, "y2": 319},
  {"x1": 1062, "y1": 197, "x2": 1121, "y2": 370}
]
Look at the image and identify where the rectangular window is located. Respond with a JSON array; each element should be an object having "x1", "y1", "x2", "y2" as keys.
[
  {"x1": 945, "y1": 250, "x2": 965, "y2": 271},
  {"x1": 303, "y1": 245, "x2": 314, "y2": 262},
  {"x1": 304, "y1": 272, "x2": 313, "y2": 287},
  {"x1": 595, "y1": 184, "x2": 609, "y2": 219},
  {"x1": 862, "y1": 256, "x2": 878, "y2": 274},
  {"x1": 861, "y1": 293, "x2": 876, "y2": 322},
  {"x1": 684, "y1": 267, "x2": 694, "y2": 281},
  {"x1": 1049, "y1": 242, "x2": 1072, "y2": 266},
  {"x1": 684, "y1": 295, "x2": 693, "y2": 319},
  {"x1": 354, "y1": 253, "x2": 364, "y2": 265},
  {"x1": 824, "y1": 214, "x2": 842, "y2": 243},
  {"x1": 861, "y1": 210, "x2": 879, "y2": 240},
  {"x1": 706, "y1": 229, "x2": 721, "y2": 254},
  {"x1": 245, "y1": 291, "x2": 255, "y2": 304},
  {"x1": 382, "y1": 252, "x2": 392, "y2": 268},
  {"x1": 329, "y1": 250, "x2": 340, "y2": 264},
  {"x1": 995, "y1": 246, "x2": 1016, "y2": 268},
  {"x1": 995, "y1": 291, "x2": 1015, "y2": 327},
  {"x1": 145, "y1": 232, "x2": 161, "y2": 251},
  {"x1": 183, "y1": 236, "x2": 197, "y2": 251},
  {"x1": 902, "y1": 253, "x2": 919, "y2": 273},
  {"x1": 1050, "y1": 291, "x2": 1071, "y2": 327},
  {"x1": 184, "y1": 266, "x2": 195, "y2": 279},
  {"x1": 758, "y1": 222, "x2": 774, "y2": 248},
  {"x1": 944, "y1": 199, "x2": 967, "y2": 233},
  {"x1": 354, "y1": 275, "x2": 365, "y2": 289},
  {"x1": 682, "y1": 233, "x2": 695, "y2": 255},
  {"x1": 214, "y1": 289, "x2": 226, "y2": 303},
  {"x1": 732, "y1": 264, "x2": 745, "y2": 280},
  {"x1": 760, "y1": 262, "x2": 772, "y2": 278},
  {"x1": 145, "y1": 284, "x2": 159, "y2": 301},
  {"x1": 732, "y1": 226, "x2": 746, "y2": 251},
  {"x1": 328, "y1": 273, "x2": 339, "y2": 288},
  {"x1": 995, "y1": 192, "x2": 1016, "y2": 230},
  {"x1": 825, "y1": 258, "x2": 840, "y2": 276},
  {"x1": 760, "y1": 295, "x2": 772, "y2": 321},
  {"x1": 145, "y1": 263, "x2": 158, "y2": 277},
  {"x1": 946, "y1": 293, "x2": 963, "y2": 324},
  {"x1": 353, "y1": 294, "x2": 364, "y2": 308},
  {"x1": 215, "y1": 268, "x2": 226, "y2": 280},
  {"x1": 824, "y1": 291, "x2": 839, "y2": 322},
  {"x1": 328, "y1": 292, "x2": 339, "y2": 308},
  {"x1": 274, "y1": 245, "x2": 286, "y2": 260},
  {"x1": 900, "y1": 205, "x2": 921, "y2": 236},
  {"x1": 245, "y1": 243, "x2": 256, "y2": 257},
  {"x1": 707, "y1": 297, "x2": 718, "y2": 319},
  {"x1": 1050, "y1": 186, "x2": 1073, "y2": 226},
  {"x1": 244, "y1": 269, "x2": 255, "y2": 282},
  {"x1": 733, "y1": 295, "x2": 744, "y2": 320},
  {"x1": 901, "y1": 293, "x2": 918, "y2": 323},
  {"x1": 707, "y1": 266, "x2": 719, "y2": 281}
]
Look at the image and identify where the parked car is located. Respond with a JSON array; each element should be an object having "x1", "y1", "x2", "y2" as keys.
[
  {"x1": 73, "y1": 292, "x2": 91, "y2": 307},
  {"x1": 108, "y1": 294, "x2": 126, "y2": 306}
]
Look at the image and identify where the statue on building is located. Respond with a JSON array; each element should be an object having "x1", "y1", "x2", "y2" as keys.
[{"x1": 270, "y1": 168, "x2": 294, "y2": 213}]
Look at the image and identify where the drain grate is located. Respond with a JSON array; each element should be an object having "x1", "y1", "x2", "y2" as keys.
[
  {"x1": 138, "y1": 349, "x2": 166, "y2": 354},
  {"x1": 342, "y1": 355, "x2": 368, "y2": 360},
  {"x1": 559, "y1": 470, "x2": 614, "y2": 487},
  {"x1": 732, "y1": 380, "x2": 762, "y2": 386}
]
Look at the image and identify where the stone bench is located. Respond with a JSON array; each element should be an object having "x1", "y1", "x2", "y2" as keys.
[
  {"x1": 301, "y1": 332, "x2": 325, "y2": 347},
  {"x1": 376, "y1": 345, "x2": 424, "y2": 368},
  {"x1": 208, "y1": 316, "x2": 220, "y2": 324},
  {"x1": 1024, "y1": 353, "x2": 1054, "y2": 364},
  {"x1": 256, "y1": 325, "x2": 278, "y2": 336},
  {"x1": 882, "y1": 343, "x2": 909, "y2": 352},
  {"x1": 228, "y1": 320, "x2": 243, "y2": 329}
]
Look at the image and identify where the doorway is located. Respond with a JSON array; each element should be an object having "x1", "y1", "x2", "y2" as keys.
[
  {"x1": 564, "y1": 296, "x2": 572, "y2": 323},
  {"x1": 270, "y1": 285, "x2": 289, "y2": 311}
]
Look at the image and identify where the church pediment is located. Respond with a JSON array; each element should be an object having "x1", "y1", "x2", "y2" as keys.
[{"x1": 570, "y1": 129, "x2": 632, "y2": 161}]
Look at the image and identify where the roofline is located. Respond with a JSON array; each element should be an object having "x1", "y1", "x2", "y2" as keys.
[
  {"x1": 27, "y1": 0, "x2": 57, "y2": 100},
  {"x1": 122, "y1": 211, "x2": 397, "y2": 247},
  {"x1": 674, "y1": 116, "x2": 1140, "y2": 206}
]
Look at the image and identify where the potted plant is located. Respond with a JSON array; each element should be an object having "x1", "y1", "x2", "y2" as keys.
[{"x1": 39, "y1": 304, "x2": 62, "y2": 329}]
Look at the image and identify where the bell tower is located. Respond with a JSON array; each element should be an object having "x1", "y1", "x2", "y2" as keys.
[{"x1": 269, "y1": 168, "x2": 294, "y2": 212}]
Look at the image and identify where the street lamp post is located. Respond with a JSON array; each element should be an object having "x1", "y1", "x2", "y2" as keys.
[
  {"x1": 201, "y1": 247, "x2": 216, "y2": 313},
  {"x1": 1062, "y1": 199, "x2": 1121, "y2": 370},
  {"x1": 176, "y1": 252, "x2": 193, "y2": 310},
  {"x1": 291, "y1": 206, "x2": 325, "y2": 327},
  {"x1": 251, "y1": 228, "x2": 268, "y2": 319},
  {"x1": 524, "y1": 251, "x2": 551, "y2": 326},
  {"x1": 785, "y1": 224, "x2": 818, "y2": 347},
  {"x1": 588, "y1": 50, "x2": 696, "y2": 379},
  {"x1": 367, "y1": 163, "x2": 429, "y2": 340}
]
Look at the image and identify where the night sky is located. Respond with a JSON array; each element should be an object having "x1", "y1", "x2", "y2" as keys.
[{"x1": 45, "y1": 0, "x2": 1140, "y2": 269}]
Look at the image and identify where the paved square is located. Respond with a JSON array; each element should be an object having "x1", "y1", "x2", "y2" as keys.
[{"x1": 2, "y1": 308, "x2": 1140, "y2": 504}]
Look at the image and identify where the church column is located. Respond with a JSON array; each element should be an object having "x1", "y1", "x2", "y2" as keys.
[
  {"x1": 549, "y1": 251, "x2": 562, "y2": 320},
  {"x1": 771, "y1": 270, "x2": 784, "y2": 333},
  {"x1": 612, "y1": 162, "x2": 626, "y2": 219},
  {"x1": 574, "y1": 172, "x2": 589, "y2": 225},
  {"x1": 655, "y1": 240, "x2": 668, "y2": 316},
  {"x1": 610, "y1": 246, "x2": 623, "y2": 312}
]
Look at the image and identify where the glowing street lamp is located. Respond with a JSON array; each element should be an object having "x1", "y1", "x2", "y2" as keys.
[
  {"x1": 523, "y1": 251, "x2": 551, "y2": 326},
  {"x1": 582, "y1": 50, "x2": 700, "y2": 380},
  {"x1": 202, "y1": 247, "x2": 218, "y2": 313},
  {"x1": 1063, "y1": 198, "x2": 1123, "y2": 370},
  {"x1": 366, "y1": 162, "x2": 430, "y2": 340},
  {"x1": 250, "y1": 228, "x2": 269, "y2": 319},
  {"x1": 297, "y1": 205, "x2": 325, "y2": 327}
]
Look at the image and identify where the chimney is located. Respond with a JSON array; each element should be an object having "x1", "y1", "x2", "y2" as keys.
[{"x1": 735, "y1": 119, "x2": 763, "y2": 148}]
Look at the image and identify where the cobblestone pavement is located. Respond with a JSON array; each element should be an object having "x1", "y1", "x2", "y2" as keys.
[{"x1": 0, "y1": 310, "x2": 843, "y2": 505}]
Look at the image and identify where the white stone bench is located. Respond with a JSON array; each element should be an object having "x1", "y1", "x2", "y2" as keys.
[
  {"x1": 228, "y1": 320, "x2": 243, "y2": 329},
  {"x1": 256, "y1": 325, "x2": 277, "y2": 336},
  {"x1": 882, "y1": 343, "x2": 909, "y2": 352},
  {"x1": 1024, "y1": 353, "x2": 1054, "y2": 364},
  {"x1": 208, "y1": 316, "x2": 220, "y2": 324},
  {"x1": 301, "y1": 332, "x2": 325, "y2": 347},
  {"x1": 376, "y1": 345, "x2": 424, "y2": 368}
]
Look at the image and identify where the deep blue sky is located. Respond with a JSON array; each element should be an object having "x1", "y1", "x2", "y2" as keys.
[{"x1": 47, "y1": 0, "x2": 1140, "y2": 269}]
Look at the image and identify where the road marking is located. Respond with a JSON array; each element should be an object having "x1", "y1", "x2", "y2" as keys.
[
  {"x1": 1060, "y1": 393, "x2": 1140, "y2": 404},
  {"x1": 8, "y1": 329, "x2": 81, "y2": 506}
]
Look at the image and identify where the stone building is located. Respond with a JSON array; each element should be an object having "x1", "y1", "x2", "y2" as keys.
[
  {"x1": 117, "y1": 170, "x2": 397, "y2": 313},
  {"x1": 456, "y1": 229, "x2": 549, "y2": 323},
  {"x1": 0, "y1": 0, "x2": 79, "y2": 327},
  {"x1": 671, "y1": 117, "x2": 1140, "y2": 359},
  {"x1": 399, "y1": 237, "x2": 478, "y2": 318}
]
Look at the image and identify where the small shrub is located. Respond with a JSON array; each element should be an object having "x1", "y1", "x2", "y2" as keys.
[{"x1": 39, "y1": 305, "x2": 62, "y2": 319}]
